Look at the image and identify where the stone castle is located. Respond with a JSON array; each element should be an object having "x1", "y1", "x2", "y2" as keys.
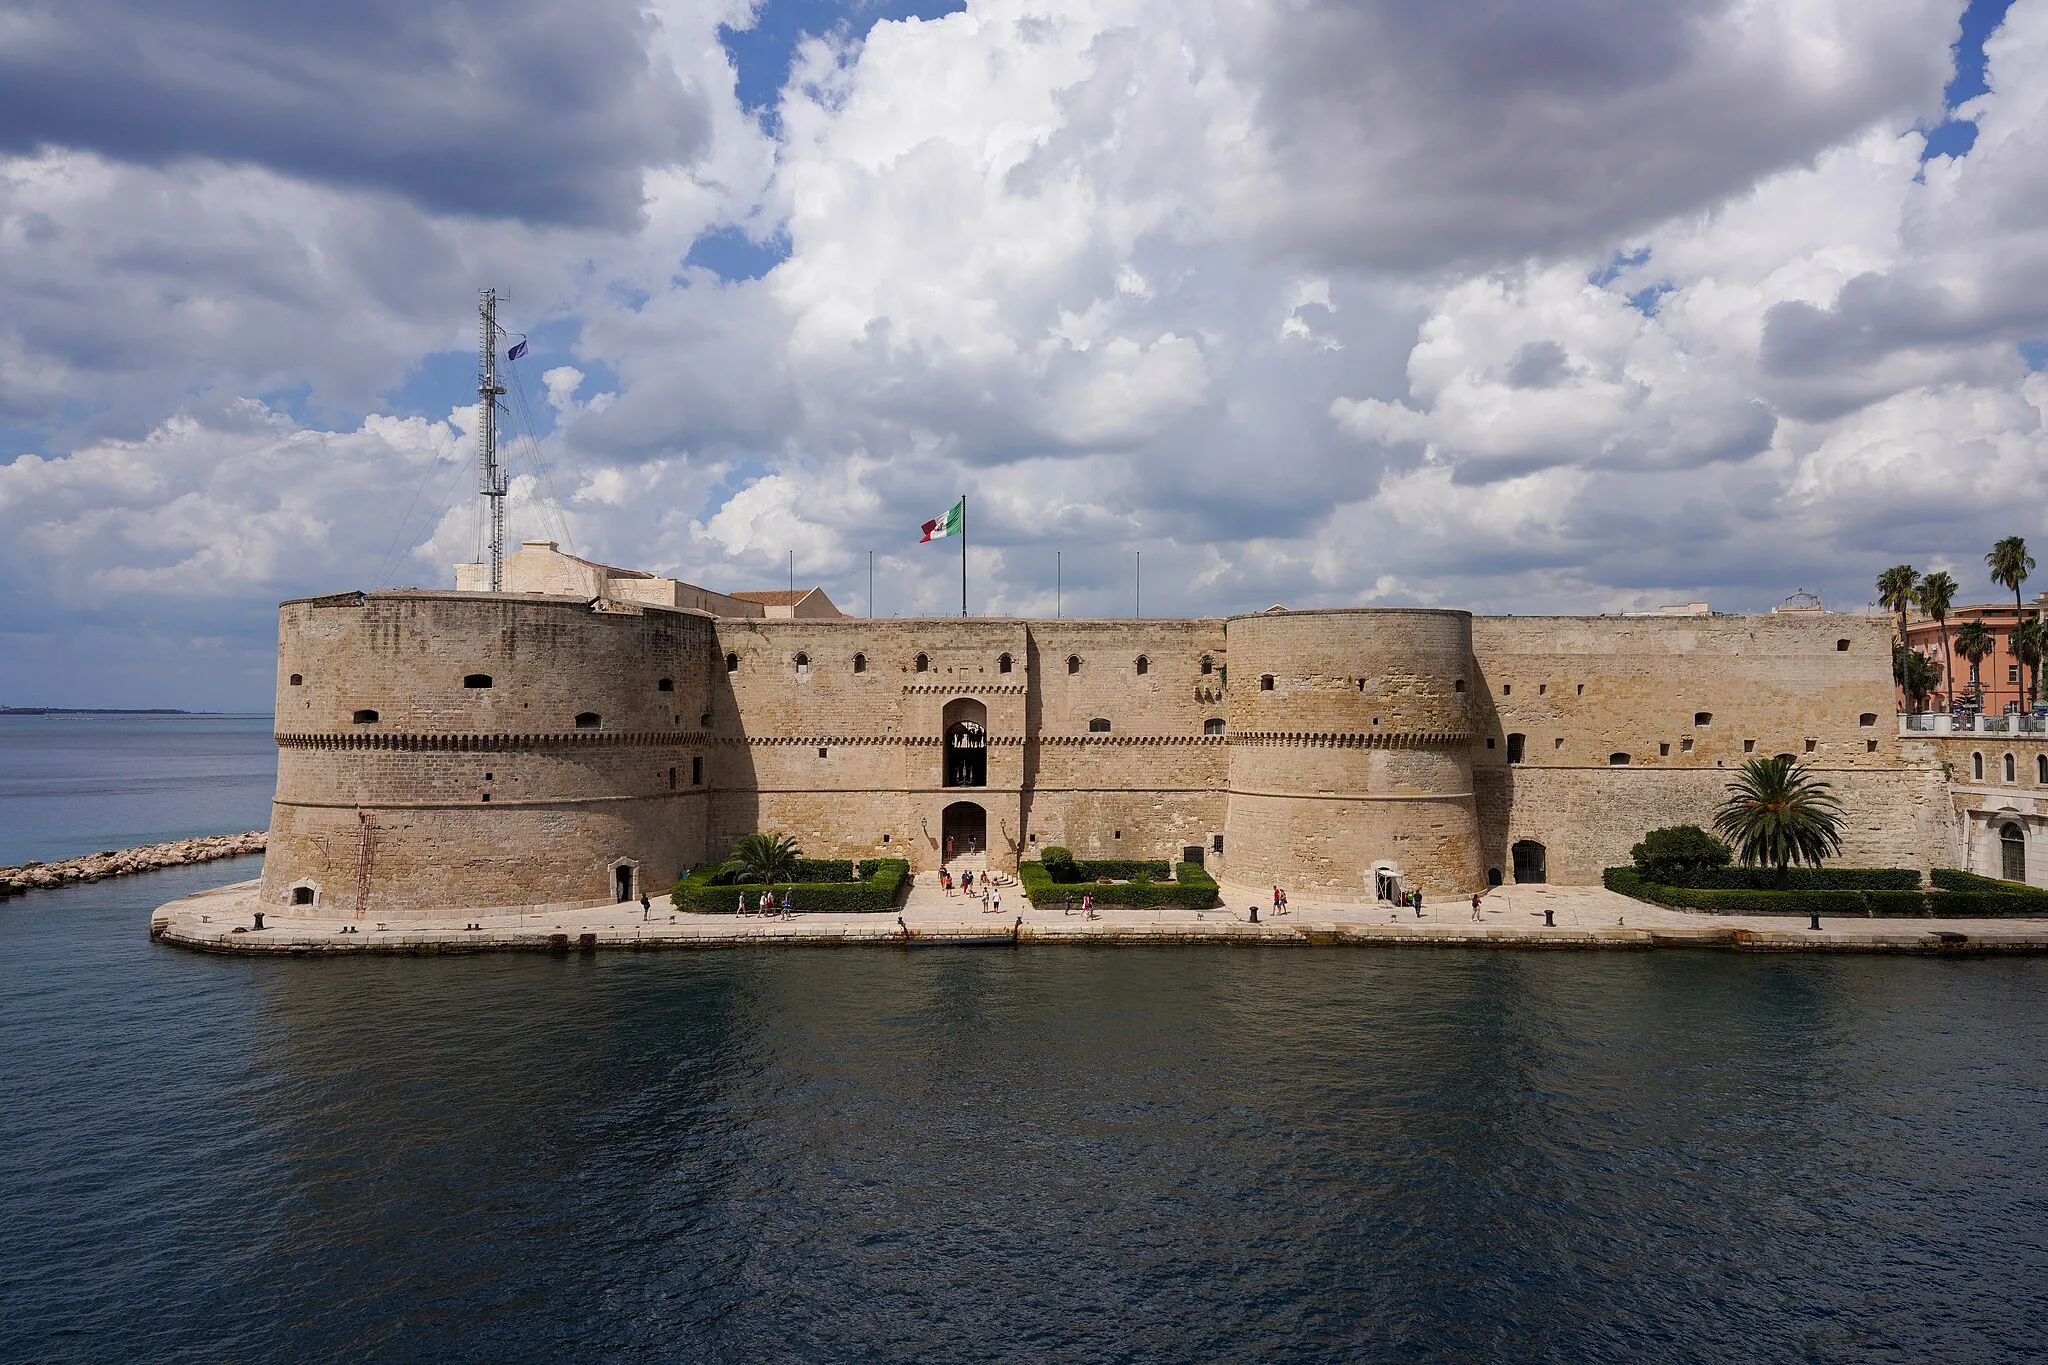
[{"x1": 259, "y1": 540, "x2": 2007, "y2": 918}]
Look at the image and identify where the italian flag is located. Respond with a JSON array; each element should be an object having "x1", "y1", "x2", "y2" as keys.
[{"x1": 919, "y1": 499, "x2": 963, "y2": 542}]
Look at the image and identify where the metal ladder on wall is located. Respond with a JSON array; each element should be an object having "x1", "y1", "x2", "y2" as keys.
[{"x1": 353, "y1": 809, "x2": 376, "y2": 921}]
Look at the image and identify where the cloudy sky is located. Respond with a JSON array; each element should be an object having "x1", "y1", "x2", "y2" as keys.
[{"x1": 1, "y1": 0, "x2": 2044, "y2": 710}]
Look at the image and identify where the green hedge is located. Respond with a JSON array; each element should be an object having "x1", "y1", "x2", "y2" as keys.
[
  {"x1": 1669, "y1": 866, "x2": 1921, "y2": 891},
  {"x1": 702, "y1": 857, "x2": 881, "y2": 886},
  {"x1": 1018, "y1": 860, "x2": 1221, "y2": 909},
  {"x1": 1604, "y1": 867, "x2": 2048, "y2": 919},
  {"x1": 1931, "y1": 868, "x2": 2048, "y2": 897},
  {"x1": 671, "y1": 859, "x2": 909, "y2": 914}
]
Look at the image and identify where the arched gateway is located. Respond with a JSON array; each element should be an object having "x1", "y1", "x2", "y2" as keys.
[{"x1": 942, "y1": 801, "x2": 987, "y2": 860}]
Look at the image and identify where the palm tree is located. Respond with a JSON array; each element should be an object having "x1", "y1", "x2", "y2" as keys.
[
  {"x1": 729, "y1": 832, "x2": 802, "y2": 884},
  {"x1": 1916, "y1": 570, "x2": 1958, "y2": 710},
  {"x1": 1954, "y1": 619, "x2": 1994, "y2": 708},
  {"x1": 2013, "y1": 619, "x2": 2045, "y2": 716},
  {"x1": 1876, "y1": 564, "x2": 1919, "y2": 694},
  {"x1": 1988, "y1": 536, "x2": 2035, "y2": 704},
  {"x1": 1713, "y1": 755, "x2": 1845, "y2": 889},
  {"x1": 1896, "y1": 646, "x2": 1942, "y2": 712}
]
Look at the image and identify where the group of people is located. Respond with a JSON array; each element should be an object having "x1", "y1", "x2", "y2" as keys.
[
  {"x1": 737, "y1": 888, "x2": 797, "y2": 919},
  {"x1": 1064, "y1": 892, "x2": 1100, "y2": 920},
  {"x1": 1271, "y1": 886, "x2": 1291, "y2": 916},
  {"x1": 940, "y1": 865, "x2": 1006, "y2": 914}
]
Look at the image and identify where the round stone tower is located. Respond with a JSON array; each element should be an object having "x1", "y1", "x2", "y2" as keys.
[
  {"x1": 1221, "y1": 608, "x2": 1483, "y2": 899},
  {"x1": 259, "y1": 591, "x2": 715, "y2": 917}
]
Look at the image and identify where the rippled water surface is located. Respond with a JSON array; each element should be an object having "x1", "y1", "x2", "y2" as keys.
[
  {"x1": 0, "y1": 715, "x2": 275, "y2": 866},
  {"x1": 3, "y1": 865, "x2": 2047, "y2": 1362}
]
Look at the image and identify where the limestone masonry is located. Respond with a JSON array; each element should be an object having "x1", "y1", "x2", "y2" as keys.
[{"x1": 258, "y1": 540, "x2": 1979, "y2": 919}]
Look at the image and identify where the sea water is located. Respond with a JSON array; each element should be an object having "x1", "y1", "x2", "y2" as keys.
[
  {"x1": 0, "y1": 714, "x2": 275, "y2": 866},
  {"x1": 2, "y1": 722, "x2": 2045, "y2": 1361}
]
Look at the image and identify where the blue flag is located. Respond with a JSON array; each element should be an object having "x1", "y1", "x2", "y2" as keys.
[{"x1": 507, "y1": 339, "x2": 528, "y2": 361}]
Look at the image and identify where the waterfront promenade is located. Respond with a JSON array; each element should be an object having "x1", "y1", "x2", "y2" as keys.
[{"x1": 151, "y1": 876, "x2": 2048, "y2": 956}]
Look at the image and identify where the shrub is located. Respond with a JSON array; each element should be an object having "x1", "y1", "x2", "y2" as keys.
[
  {"x1": 1931, "y1": 868, "x2": 2048, "y2": 896},
  {"x1": 1038, "y1": 845, "x2": 1077, "y2": 880},
  {"x1": 1630, "y1": 825, "x2": 1732, "y2": 884},
  {"x1": 1604, "y1": 866, "x2": 2045, "y2": 918},
  {"x1": 1017, "y1": 860, "x2": 1220, "y2": 909},
  {"x1": 670, "y1": 859, "x2": 909, "y2": 914},
  {"x1": 1681, "y1": 867, "x2": 1920, "y2": 891}
]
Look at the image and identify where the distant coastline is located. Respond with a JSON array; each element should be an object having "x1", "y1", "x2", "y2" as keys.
[{"x1": 1, "y1": 706, "x2": 194, "y2": 716}]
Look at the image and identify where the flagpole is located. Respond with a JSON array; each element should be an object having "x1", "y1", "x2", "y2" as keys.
[{"x1": 960, "y1": 493, "x2": 968, "y2": 618}]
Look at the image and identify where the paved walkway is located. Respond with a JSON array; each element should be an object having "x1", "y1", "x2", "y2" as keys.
[{"x1": 151, "y1": 878, "x2": 2048, "y2": 957}]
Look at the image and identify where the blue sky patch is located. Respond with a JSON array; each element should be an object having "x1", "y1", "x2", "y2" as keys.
[
  {"x1": 1920, "y1": 0, "x2": 2015, "y2": 162},
  {"x1": 685, "y1": 226, "x2": 794, "y2": 283},
  {"x1": 720, "y1": 0, "x2": 966, "y2": 127}
]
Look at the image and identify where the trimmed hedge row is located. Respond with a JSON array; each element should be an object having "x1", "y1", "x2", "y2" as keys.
[
  {"x1": 1019, "y1": 860, "x2": 1222, "y2": 909},
  {"x1": 1040, "y1": 857, "x2": 1173, "y2": 883},
  {"x1": 1931, "y1": 868, "x2": 2048, "y2": 897},
  {"x1": 703, "y1": 857, "x2": 878, "y2": 886},
  {"x1": 1665, "y1": 866, "x2": 1921, "y2": 891},
  {"x1": 671, "y1": 859, "x2": 909, "y2": 914},
  {"x1": 1604, "y1": 867, "x2": 2048, "y2": 919}
]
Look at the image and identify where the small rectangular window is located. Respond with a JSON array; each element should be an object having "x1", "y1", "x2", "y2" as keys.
[{"x1": 691, "y1": 757, "x2": 703, "y2": 786}]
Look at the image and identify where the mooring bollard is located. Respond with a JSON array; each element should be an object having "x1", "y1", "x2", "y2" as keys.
[
  {"x1": 1544, "y1": 908, "x2": 1554, "y2": 927},
  {"x1": 1809, "y1": 912, "x2": 1822, "y2": 931},
  {"x1": 253, "y1": 911, "x2": 265, "y2": 931},
  {"x1": 1249, "y1": 904, "x2": 1259, "y2": 923}
]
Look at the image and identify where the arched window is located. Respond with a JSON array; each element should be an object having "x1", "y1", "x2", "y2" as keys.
[
  {"x1": 1066, "y1": 655, "x2": 1080, "y2": 675},
  {"x1": 352, "y1": 709, "x2": 378, "y2": 724},
  {"x1": 725, "y1": 653, "x2": 739, "y2": 673},
  {"x1": 853, "y1": 653, "x2": 867, "y2": 673},
  {"x1": 794, "y1": 652, "x2": 809, "y2": 675},
  {"x1": 1204, "y1": 718, "x2": 1224, "y2": 735},
  {"x1": 915, "y1": 653, "x2": 930, "y2": 673},
  {"x1": 1453, "y1": 679, "x2": 1465, "y2": 692},
  {"x1": 1506, "y1": 733, "x2": 1525, "y2": 764},
  {"x1": 2006, "y1": 752, "x2": 2016, "y2": 782},
  {"x1": 1088, "y1": 718, "x2": 1111, "y2": 733},
  {"x1": 288, "y1": 674, "x2": 303, "y2": 686},
  {"x1": 2038, "y1": 754, "x2": 2046, "y2": 785},
  {"x1": 1259, "y1": 674, "x2": 1275, "y2": 691},
  {"x1": 2003, "y1": 822, "x2": 2027, "y2": 882},
  {"x1": 1973, "y1": 752, "x2": 1984, "y2": 780},
  {"x1": 463, "y1": 673, "x2": 492, "y2": 689},
  {"x1": 998, "y1": 653, "x2": 1012, "y2": 674},
  {"x1": 1609, "y1": 752, "x2": 1631, "y2": 766},
  {"x1": 1694, "y1": 712, "x2": 1713, "y2": 727},
  {"x1": 657, "y1": 678, "x2": 674, "y2": 692},
  {"x1": 1135, "y1": 656, "x2": 1149, "y2": 675},
  {"x1": 1200, "y1": 655, "x2": 1213, "y2": 675},
  {"x1": 575, "y1": 712, "x2": 601, "y2": 728}
]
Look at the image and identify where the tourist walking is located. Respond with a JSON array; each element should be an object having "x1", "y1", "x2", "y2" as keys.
[
  {"x1": 639, "y1": 891, "x2": 651, "y2": 921},
  {"x1": 780, "y1": 890, "x2": 793, "y2": 919},
  {"x1": 736, "y1": 892, "x2": 746, "y2": 916},
  {"x1": 759, "y1": 889, "x2": 774, "y2": 917},
  {"x1": 993, "y1": 886, "x2": 1001, "y2": 914},
  {"x1": 1082, "y1": 891, "x2": 1095, "y2": 920},
  {"x1": 1470, "y1": 893, "x2": 1482, "y2": 922},
  {"x1": 982, "y1": 888, "x2": 993, "y2": 914},
  {"x1": 1278, "y1": 888, "x2": 1289, "y2": 916}
]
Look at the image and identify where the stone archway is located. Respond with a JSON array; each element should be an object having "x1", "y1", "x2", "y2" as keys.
[
  {"x1": 1512, "y1": 840, "x2": 1547, "y2": 885},
  {"x1": 942, "y1": 801, "x2": 987, "y2": 861},
  {"x1": 942, "y1": 697, "x2": 988, "y2": 788}
]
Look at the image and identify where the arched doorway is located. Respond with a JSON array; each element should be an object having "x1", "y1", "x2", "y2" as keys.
[
  {"x1": 1512, "y1": 840, "x2": 1547, "y2": 884},
  {"x1": 2001, "y1": 822, "x2": 2026, "y2": 883},
  {"x1": 942, "y1": 697, "x2": 988, "y2": 788},
  {"x1": 610, "y1": 859, "x2": 637, "y2": 903},
  {"x1": 942, "y1": 801, "x2": 987, "y2": 860}
]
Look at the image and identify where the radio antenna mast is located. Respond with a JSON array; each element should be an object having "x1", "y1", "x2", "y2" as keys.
[{"x1": 477, "y1": 289, "x2": 508, "y2": 590}]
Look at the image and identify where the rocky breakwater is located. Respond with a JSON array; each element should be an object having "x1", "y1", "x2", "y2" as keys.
[{"x1": 2, "y1": 831, "x2": 266, "y2": 897}]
